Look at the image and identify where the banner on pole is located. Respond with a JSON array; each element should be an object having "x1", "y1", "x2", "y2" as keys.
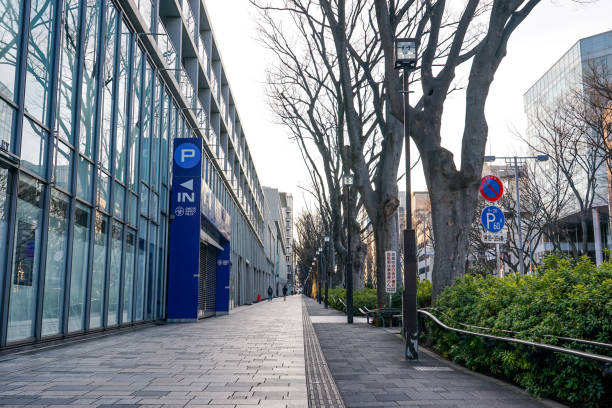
[{"x1": 385, "y1": 250, "x2": 397, "y2": 294}]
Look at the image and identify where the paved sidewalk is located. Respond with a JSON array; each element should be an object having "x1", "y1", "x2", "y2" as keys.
[
  {"x1": 0, "y1": 296, "x2": 306, "y2": 407},
  {"x1": 304, "y1": 297, "x2": 561, "y2": 408}
]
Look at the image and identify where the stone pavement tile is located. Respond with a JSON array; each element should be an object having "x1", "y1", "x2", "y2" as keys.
[
  {"x1": 304, "y1": 297, "x2": 553, "y2": 408},
  {"x1": 0, "y1": 297, "x2": 307, "y2": 408}
]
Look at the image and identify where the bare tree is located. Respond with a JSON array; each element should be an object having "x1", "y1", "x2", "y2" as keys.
[
  {"x1": 294, "y1": 208, "x2": 325, "y2": 296},
  {"x1": 255, "y1": 0, "x2": 546, "y2": 301},
  {"x1": 256, "y1": 4, "x2": 373, "y2": 289}
]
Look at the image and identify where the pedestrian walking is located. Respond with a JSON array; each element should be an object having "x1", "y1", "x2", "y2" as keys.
[
  {"x1": 282, "y1": 285, "x2": 288, "y2": 301},
  {"x1": 267, "y1": 285, "x2": 273, "y2": 301}
]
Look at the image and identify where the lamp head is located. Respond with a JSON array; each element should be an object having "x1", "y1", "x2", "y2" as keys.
[{"x1": 395, "y1": 38, "x2": 417, "y2": 69}]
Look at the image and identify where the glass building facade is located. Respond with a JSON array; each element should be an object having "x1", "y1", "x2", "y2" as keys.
[{"x1": 0, "y1": 0, "x2": 268, "y2": 348}]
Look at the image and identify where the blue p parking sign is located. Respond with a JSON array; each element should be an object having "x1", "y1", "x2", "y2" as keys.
[
  {"x1": 481, "y1": 206, "x2": 505, "y2": 233},
  {"x1": 174, "y1": 143, "x2": 201, "y2": 169}
]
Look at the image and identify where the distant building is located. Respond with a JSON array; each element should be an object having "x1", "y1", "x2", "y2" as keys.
[
  {"x1": 279, "y1": 192, "x2": 295, "y2": 292},
  {"x1": 263, "y1": 187, "x2": 291, "y2": 295},
  {"x1": 524, "y1": 30, "x2": 612, "y2": 261}
]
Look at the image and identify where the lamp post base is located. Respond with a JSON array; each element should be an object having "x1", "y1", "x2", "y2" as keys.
[{"x1": 403, "y1": 228, "x2": 419, "y2": 360}]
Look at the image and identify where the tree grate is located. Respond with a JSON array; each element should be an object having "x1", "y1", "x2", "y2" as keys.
[{"x1": 302, "y1": 299, "x2": 346, "y2": 408}]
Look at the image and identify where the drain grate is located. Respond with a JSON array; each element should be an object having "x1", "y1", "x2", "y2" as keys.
[
  {"x1": 303, "y1": 300, "x2": 346, "y2": 408},
  {"x1": 414, "y1": 366, "x2": 453, "y2": 371}
]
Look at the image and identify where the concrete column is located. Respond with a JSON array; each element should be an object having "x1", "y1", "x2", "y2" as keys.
[{"x1": 593, "y1": 207, "x2": 603, "y2": 267}]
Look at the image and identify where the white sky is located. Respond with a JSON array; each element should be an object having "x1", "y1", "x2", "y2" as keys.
[{"x1": 204, "y1": 0, "x2": 612, "y2": 216}]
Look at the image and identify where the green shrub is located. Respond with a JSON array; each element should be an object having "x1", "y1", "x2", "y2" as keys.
[{"x1": 421, "y1": 254, "x2": 612, "y2": 407}]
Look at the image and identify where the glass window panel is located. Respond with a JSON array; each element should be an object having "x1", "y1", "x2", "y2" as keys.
[
  {"x1": 0, "y1": 98, "x2": 15, "y2": 153},
  {"x1": 77, "y1": 155, "x2": 93, "y2": 202},
  {"x1": 150, "y1": 192, "x2": 158, "y2": 221},
  {"x1": 0, "y1": 0, "x2": 22, "y2": 100},
  {"x1": 24, "y1": 0, "x2": 55, "y2": 124},
  {"x1": 150, "y1": 84, "x2": 161, "y2": 191},
  {"x1": 146, "y1": 223, "x2": 156, "y2": 319},
  {"x1": 113, "y1": 182, "x2": 125, "y2": 219},
  {"x1": 97, "y1": 170, "x2": 109, "y2": 211},
  {"x1": 130, "y1": 192, "x2": 137, "y2": 225},
  {"x1": 42, "y1": 189, "x2": 69, "y2": 336},
  {"x1": 0, "y1": 166, "x2": 12, "y2": 310},
  {"x1": 107, "y1": 221, "x2": 122, "y2": 326},
  {"x1": 129, "y1": 48, "x2": 143, "y2": 189},
  {"x1": 54, "y1": 140, "x2": 72, "y2": 192},
  {"x1": 99, "y1": 4, "x2": 117, "y2": 172},
  {"x1": 7, "y1": 175, "x2": 44, "y2": 342},
  {"x1": 161, "y1": 88, "x2": 169, "y2": 184},
  {"x1": 20, "y1": 117, "x2": 48, "y2": 177},
  {"x1": 114, "y1": 20, "x2": 130, "y2": 182},
  {"x1": 56, "y1": 0, "x2": 80, "y2": 144},
  {"x1": 122, "y1": 228, "x2": 135, "y2": 323},
  {"x1": 68, "y1": 203, "x2": 90, "y2": 332},
  {"x1": 160, "y1": 185, "x2": 167, "y2": 214},
  {"x1": 140, "y1": 184, "x2": 148, "y2": 216},
  {"x1": 135, "y1": 219, "x2": 146, "y2": 321},
  {"x1": 79, "y1": 0, "x2": 101, "y2": 159},
  {"x1": 140, "y1": 61, "x2": 152, "y2": 183},
  {"x1": 156, "y1": 217, "x2": 166, "y2": 319},
  {"x1": 89, "y1": 211, "x2": 108, "y2": 328}
]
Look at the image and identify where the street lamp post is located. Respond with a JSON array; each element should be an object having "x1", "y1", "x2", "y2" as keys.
[
  {"x1": 318, "y1": 247, "x2": 323, "y2": 304},
  {"x1": 484, "y1": 154, "x2": 549, "y2": 275},
  {"x1": 343, "y1": 173, "x2": 354, "y2": 323},
  {"x1": 324, "y1": 235, "x2": 330, "y2": 309},
  {"x1": 395, "y1": 37, "x2": 418, "y2": 360}
]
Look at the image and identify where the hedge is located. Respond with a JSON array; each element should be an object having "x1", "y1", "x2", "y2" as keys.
[{"x1": 422, "y1": 254, "x2": 612, "y2": 407}]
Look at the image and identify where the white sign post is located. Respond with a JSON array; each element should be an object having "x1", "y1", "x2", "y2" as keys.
[
  {"x1": 385, "y1": 251, "x2": 397, "y2": 296},
  {"x1": 481, "y1": 228, "x2": 507, "y2": 244}
]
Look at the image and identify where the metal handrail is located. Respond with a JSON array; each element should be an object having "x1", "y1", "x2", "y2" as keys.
[
  {"x1": 418, "y1": 309, "x2": 612, "y2": 365},
  {"x1": 424, "y1": 307, "x2": 612, "y2": 350}
]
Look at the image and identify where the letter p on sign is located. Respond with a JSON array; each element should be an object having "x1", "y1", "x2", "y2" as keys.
[{"x1": 181, "y1": 148, "x2": 195, "y2": 162}]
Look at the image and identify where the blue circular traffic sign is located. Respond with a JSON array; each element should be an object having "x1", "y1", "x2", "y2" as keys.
[
  {"x1": 481, "y1": 206, "x2": 505, "y2": 233},
  {"x1": 174, "y1": 143, "x2": 201, "y2": 168},
  {"x1": 480, "y1": 175, "x2": 503, "y2": 201}
]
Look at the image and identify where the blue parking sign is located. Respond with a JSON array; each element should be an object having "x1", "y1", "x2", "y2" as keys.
[{"x1": 481, "y1": 206, "x2": 505, "y2": 233}]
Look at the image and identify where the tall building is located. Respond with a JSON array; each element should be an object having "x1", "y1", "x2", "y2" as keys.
[
  {"x1": 279, "y1": 192, "x2": 294, "y2": 292},
  {"x1": 523, "y1": 30, "x2": 612, "y2": 257},
  {"x1": 263, "y1": 187, "x2": 289, "y2": 295},
  {"x1": 0, "y1": 0, "x2": 269, "y2": 348}
]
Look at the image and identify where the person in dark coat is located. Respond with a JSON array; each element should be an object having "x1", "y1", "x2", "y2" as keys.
[
  {"x1": 282, "y1": 285, "x2": 288, "y2": 301},
  {"x1": 267, "y1": 285, "x2": 273, "y2": 301}
]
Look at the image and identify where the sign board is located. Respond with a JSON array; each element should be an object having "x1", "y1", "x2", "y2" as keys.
[
  {"x1": 480, "y1": 175, "x2": 503, "y2": 201},
  {"x1": 481, "y1": 206, "x2": 505, "y2": 233},
  {"x1": 385, "y1": 250, "x2": 397, "y2": 294},
  {"x1": 168, "y1": 138, "x2": 202, "y2": 320},
  {"x1": 481, "y1": 229, "x2": 507, "y2": 244}
]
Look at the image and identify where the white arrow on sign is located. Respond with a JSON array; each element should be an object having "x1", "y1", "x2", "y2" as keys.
[{"x1": 180, "y1": 179, "x2": 193, "y2": 191}]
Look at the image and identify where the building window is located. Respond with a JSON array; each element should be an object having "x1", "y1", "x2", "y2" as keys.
[
  {"x1": 7, "y1": 175, "x2": 44, "y2": 342},
  {"x1": 42, "y1": 189, "x2": 70, "y2": 336},
  {"x1": 89, "y1": 211, "x2": 109, "y2": 329},
  {"x1": 68, "y1": 203, "x2": 91, "y2": 332}
]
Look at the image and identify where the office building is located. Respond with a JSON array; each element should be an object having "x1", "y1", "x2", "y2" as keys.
[
  {"x1": 0, "y1": 0, "x2": 268, "y2": 348},
  {"x1": 524, "y1": 30, "x2": 612, "y2": 258}
]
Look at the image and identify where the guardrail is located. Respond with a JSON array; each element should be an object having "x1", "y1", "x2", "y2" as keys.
[{"x1": 418, "y1": 309, "x2": 612, "y2": 373}]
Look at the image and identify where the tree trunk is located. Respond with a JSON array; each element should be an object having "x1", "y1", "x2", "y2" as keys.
[
  {"x1": 373, "y1": 207, "x2": 400, "y2": 307},
  {"x1": 424, "y1": 148, "x2": 480, "y2": 299}
]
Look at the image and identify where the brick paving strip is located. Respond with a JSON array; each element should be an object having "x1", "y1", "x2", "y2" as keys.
[
  {"x1": 302, "y1": 299, "x2": 345, "y2": 408},
  {"x1": 0, "y1": 296, "x2": 307, "y2": 407},
  {"x1": 303, "y1": 297, "x2": 565, "y2": 408}
]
